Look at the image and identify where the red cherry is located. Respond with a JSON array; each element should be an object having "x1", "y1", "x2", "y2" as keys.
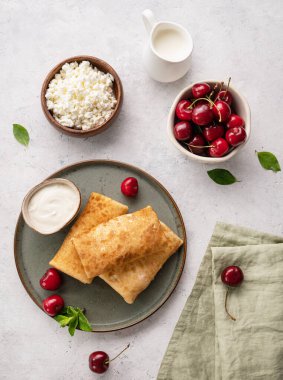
[
  {"x1": 213, "y1": 100, "x2": 231, "y2": 123},
  {"x1": 192, "y1": 103, "x2": 214, "y2": 126},
  {"x1": 225, "y1": 127, "x2": 246, "y2": 147},
  {"x1": 173, "y1": 121, "x2": 194, "y2": 141},
  {"x1": 221, "y1": 266, "x2": 244, "y2": 287},
  {"x1": 187, "y1": 134, "x2": 206, "y2": 155},
  {"x1": 221, "y1": 266, "x2": 244, "y2": 321},
  {"x1": 89, "y1": 351, "x2": 109, "y2": 374},
  {"x1": 40, "y1": 268, "x2": 62, "y2": 291},
  {"x1": 175, "y1": 100, "x2": 193, "y2": 121},
  {"x1": 203, "y1": 124, "x2": 224, "y2": 142},
  {"x1": 192, "y1": 83, "x2": 211, "y2": 99},
  {"x1": 216, "y1": 90, "x2": 233, "y2": 106},
  {"x1": 89, "y1": 344, "x2": 130, "y2": 374},
  {"x1": 42, "y1": 295, "x2": 64, "y2": 317},
  {"x1": 209, "y1": 138, "x2": 229, "y2": 157},
  {"x1": 227, "y1": 114, "x2": 245, "y2": 129},
  {"x1": 121, "y1": 177, "x2": 138, "y2": 197}
]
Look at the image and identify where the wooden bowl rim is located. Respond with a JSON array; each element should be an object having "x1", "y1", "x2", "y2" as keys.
[{"x1": 40, "y1": 55, "x2": 123, "y2": 137}]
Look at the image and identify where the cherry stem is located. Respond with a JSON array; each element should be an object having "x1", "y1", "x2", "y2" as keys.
[
  {"x1": 224, "y1": 77, "x2": 231, "y2": 97},
  {"x1": 215, "y1": 81, "x2": 224, "y2": 99},
  {"x1": 186, "y1": 144, "x2": 211, "y2": 148},
  {"x1": 105, "y1": 343, "x2": 130, "y2": 364},
  {"x1": 225, "y1": 289, "x2": 236, "y2": 321},
  {"x1": 208, "y1": 83, "x2": 219, "y2": 100},
  {"x1": 186, "y1": 97, "x2": 222, "y2": 123},
  {"x1": 187, "y1": 97, "x2": 213, "y2": 109}
]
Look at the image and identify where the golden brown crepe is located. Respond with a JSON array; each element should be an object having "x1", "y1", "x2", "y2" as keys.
[
  {"x1": 72, "y1": 206, "x2": 161, "y2": 278},
  {"x1": 100, "y1": 222, "x2": 183, "y2": 303},
  {"x1": 49, "y1": 192, "x2": 128, "y2": 283}
]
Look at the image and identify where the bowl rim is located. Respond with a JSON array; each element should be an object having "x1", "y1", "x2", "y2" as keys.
[
  {"x1": 21, "y1": 178, "x2": 82, "y2": 235},
  {"x1": 167, "y1": 80, "x2": 251, "y2": 163},
  {"x1": 41, "y1": 55, "x2": 123, "y2": 137}
]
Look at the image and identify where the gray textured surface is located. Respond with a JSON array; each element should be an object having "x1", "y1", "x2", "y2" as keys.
[{"x1": 1, "y1": 1, "x2": 283, "y2": 379}]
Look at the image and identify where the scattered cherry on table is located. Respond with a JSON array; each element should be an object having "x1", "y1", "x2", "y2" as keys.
[
  {"x1": 89, "y1": 351, "x2": 109, "y2": 374},
  {"x1": 89, "y1": 344, "x2": 130, "y2": 374},
  {"x1": 40, "y1": 268, "x2": 62, "y2": 291}
]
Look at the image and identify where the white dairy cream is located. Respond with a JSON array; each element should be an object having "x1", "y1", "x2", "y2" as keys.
[
  {"x1": 27, "y1": 182, "x2": 79, "y2": 234},
  {"x1": 153, "y1": 28, "x2": 190, "y2": 62}
]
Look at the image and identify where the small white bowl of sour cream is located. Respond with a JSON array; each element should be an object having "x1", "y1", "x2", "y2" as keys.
[{"x1": 22, "y1": 178, "x2": 81, "y2": 235}]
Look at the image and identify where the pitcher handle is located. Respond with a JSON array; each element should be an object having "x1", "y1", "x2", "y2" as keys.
[{"x1": 142, "y1": 9, "x2": 157, "y2": 34}]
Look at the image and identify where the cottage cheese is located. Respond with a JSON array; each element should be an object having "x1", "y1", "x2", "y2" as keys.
[{"x1": 45, "y1": 61, "x2": 117, "y2": 130}]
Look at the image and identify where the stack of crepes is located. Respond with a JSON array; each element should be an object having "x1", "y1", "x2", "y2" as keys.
[{"x1": 49, "y1": 192, "x2": 183, "y2": 304}]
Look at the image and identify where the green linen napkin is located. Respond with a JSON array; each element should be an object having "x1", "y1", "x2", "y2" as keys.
[{"x1": 158, "y1": 222, "x2": 283, "y2": 380}]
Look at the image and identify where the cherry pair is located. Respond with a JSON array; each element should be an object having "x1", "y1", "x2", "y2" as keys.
[{"x1": 40, "y1": 268, "x2": 64, "y2": 316}]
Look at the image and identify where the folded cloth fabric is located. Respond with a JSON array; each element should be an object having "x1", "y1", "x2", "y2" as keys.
[{"x1": 158, "y1": 222, "x2": 283, "y2": 380}]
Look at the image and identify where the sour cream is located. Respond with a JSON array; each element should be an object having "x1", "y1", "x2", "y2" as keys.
[{"x1": 26, "y1": 181, "x2": 80, "y2": 234}]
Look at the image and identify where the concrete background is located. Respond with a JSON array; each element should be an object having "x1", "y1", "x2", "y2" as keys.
[{"x1": 1, "y1": 0, "x2": 282, "y2": 379}]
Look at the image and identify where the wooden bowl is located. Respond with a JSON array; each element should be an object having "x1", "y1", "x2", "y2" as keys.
[{"x1": 41, "y1": 56, "x2": 123, "y2": 137}]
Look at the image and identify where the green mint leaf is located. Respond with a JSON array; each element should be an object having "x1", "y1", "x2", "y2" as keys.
[
  {"x1": 78, "y1": 310, "x2": 92, "y2": 332},
  {"x1": 53, "y1": 315, "x2": 66, "y2": 323},
  {"x1": 67, "y1": 306, "x2": 80, "y2": 318},
  {"x1": 13, "y1": 124, "x2": 30, "y2": 146},
  {"x1": 53, "y1": 306, "x2": 91, "y2": 336},
  {"x1": 68, "y1": 315, "x2": 79, "y2": 336},
  {"x1": 54, "y1": 315, "x2": 74, "y2": 328},
  {"x1": 207, "y1": 169, "x2": 238, "y2": 185},
  {"x1": 256, "y1": 151, "x2": 281, "y2": 172}
]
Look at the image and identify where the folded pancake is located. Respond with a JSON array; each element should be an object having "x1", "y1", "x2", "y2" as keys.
[
  {"x1": 49, "y1": 192, "x2": 128, "y2": 284},
  {"x1": 72, "y1": 206, "x2": 161, "y2": 278},
  {"x1": 100, "y1": 222, "x2": 183, "y2": 304}
]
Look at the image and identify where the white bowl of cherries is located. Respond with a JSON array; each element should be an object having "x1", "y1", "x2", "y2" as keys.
[{"x1": 168, "y1": 79, "x2": 251, "y2": 163}]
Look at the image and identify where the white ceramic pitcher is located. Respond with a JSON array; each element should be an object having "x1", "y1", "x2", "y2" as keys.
[{"x1": 142, "y1": 9, "x2": 193, "y2": 83}]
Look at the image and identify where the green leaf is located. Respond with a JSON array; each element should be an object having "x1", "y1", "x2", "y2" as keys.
[
  {"x1": 68, "y1": 315, "x2": 79, "y2": 336},
  {"x1": 53, "y1": 306, "x2": 91, "y2": 336},
  {"x1": 54, "y1": 315, "x2": 74, "y2": 327},
  {"x1": 13, "y1": 124, "x2": 30, "y2": 146},
  {"x1": 66, "y1": 306, "x2": 77, "y2": 316},
  {"x1": 256, "y1": 151, "x2": 281, "y2": 172},
  {"x1": 207, "y1": 169, "x2": 238, "y2": 185},
  {"x1": 78, "y1": 310, "x2": 92, "y2": 332}
]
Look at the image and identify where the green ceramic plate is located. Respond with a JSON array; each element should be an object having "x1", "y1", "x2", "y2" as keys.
[{"x1": 14, "y1": 160, "x2": 186, "y2": 332}]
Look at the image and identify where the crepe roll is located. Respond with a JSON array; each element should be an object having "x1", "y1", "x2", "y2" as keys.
[
  {"x1": 72, "y1": 206, "x2": 161, "y2": 278},
  {"x1": 100, "y1": 222, "x2": 183, "y2": 303},
  {"x1": 49, "y1": 192, "x2": 128, "y2": 284}
]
